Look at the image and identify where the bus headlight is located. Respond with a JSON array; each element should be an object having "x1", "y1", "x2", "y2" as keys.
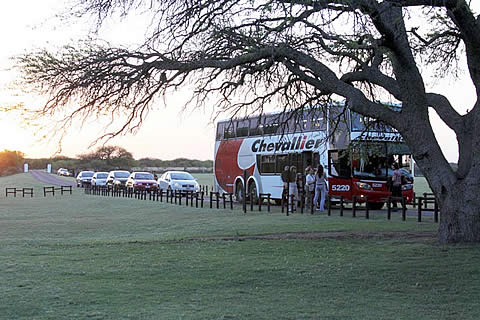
[
  {"x1": 402, "y1": 184, "x2": 413, "y2": 191},
  {"x1": 355, "y1": 182, "x2": 372, "y2": 190}
]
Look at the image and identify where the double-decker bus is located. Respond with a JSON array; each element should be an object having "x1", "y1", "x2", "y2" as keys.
[{"x1": 214, "y1": 103, "x2": 414, "y2": 209}]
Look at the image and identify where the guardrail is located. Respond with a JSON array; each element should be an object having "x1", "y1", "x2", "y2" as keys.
[
  {"x1": 5, "y1": 187, "x2": 34, "y2": 198},
  {"x1": 43, "y1": 186, "x2": 73, "y2": 197}
]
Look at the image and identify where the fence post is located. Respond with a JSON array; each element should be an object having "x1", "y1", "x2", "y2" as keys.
[
  {"x1": 387, "y1": 197, "x2": 392, "y2": 220},
  {"x1": 243, "y1": 170, "x2": 248, "y2": 214},
  {"x1": 340, "y1": 196, "x2": 344, "y2": 216},
  {"x1": 250, "y1": 190, "x2": 254, "y2": 212},
  {"x1": 417, "y1": 196, "x2": 422, "y2": 222},
  {"x1": 417, "y1": 197, "x2": 422, "y2": 222},
  {"x1": 434, "y1": 200, "x2": 439, "y2": 223},
  {"x1": 365, "y1": 196, "x2": 369, "y2": 219},
  {"x1": 352, "y1": 196, "x2": 357, "y2": 218},
  {"x1": 327, "y1": 195, "x2": 331, "y2": 216},
  {"x1": 290, "y1": 194, "x2": 295, "y2": 213},
  {"x1": 300, "y1": 190, "x2": 304, "y2": 214}
]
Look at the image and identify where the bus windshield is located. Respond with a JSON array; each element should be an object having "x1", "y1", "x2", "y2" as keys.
[
  {"x1": 330, "y1": 142, "x2": 412, "y2": 180},
  {"x1": 351, "y1": 142, "x2": 412, "y2": 180}
]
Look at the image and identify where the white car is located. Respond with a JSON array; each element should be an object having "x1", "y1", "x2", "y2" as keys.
[
  {"x1": 76, "y1": 171, "x2": 95, "y2": 187},
  {"x1": 91, "y1": 172, "x2": 109, "y2": 186},
  {"x1": 157, "y1": 171, "x2": 200, "y2": 192},
  {"x1": 57, "y1": 168, "x2": 71, "y2": 176},
  {"x1": 106, "y1": 170, "x2": 131, "y2": 189}
]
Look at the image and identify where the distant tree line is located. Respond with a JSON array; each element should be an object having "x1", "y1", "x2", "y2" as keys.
[
  {"x1": 25, "y1": 145, "x2": 213, "y2": 175},
  {"x1": 136, "y1": 157, "x2": 213, "y2": 169},
  {"x1": 0, "y1": 150, "x2": 25, "y2": 176}
]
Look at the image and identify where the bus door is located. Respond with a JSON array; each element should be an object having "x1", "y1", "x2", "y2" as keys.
[
  {"x1": 288, "y1": 153, "x2": 302, "y2": 173},
  {"x1": 301, "y1": 151, "x2": 314, "y2": 171},
  {"x1": 328, "y1": 149, "x2": 353, "y2": 199}
]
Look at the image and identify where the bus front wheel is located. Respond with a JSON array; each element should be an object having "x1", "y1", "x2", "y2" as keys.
[{"x1": 249, "y1": 182, "x2": 259, "y2": 203}]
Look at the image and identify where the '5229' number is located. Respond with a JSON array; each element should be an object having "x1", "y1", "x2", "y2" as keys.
[{"x1": 331, "y1": 184, "x2": 350, "y2": 192}]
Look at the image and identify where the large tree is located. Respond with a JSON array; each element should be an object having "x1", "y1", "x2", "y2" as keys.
[{"x1": 16, "y1": 0, "x2": 480, "y2": 243}]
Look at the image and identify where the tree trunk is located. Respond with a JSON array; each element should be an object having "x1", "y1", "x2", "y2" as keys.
[{"x1": 438, "y1": 181, "x2": 480, "y2": 243}]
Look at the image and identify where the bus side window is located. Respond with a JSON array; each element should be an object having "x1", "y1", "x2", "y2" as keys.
[
  {"x1": 236, "y1": 119, "x2": 249, "y2": 137},
  {"x1": 306, "y1": 109, "x2": 326, "y2": 131},
  {"x1": 216, "y1": 122, "x2": 225, "y2": 140},
  {"x1": 260, "y1": 155, "x2": 276, "y2": 174},
  {"x1": 224, "y1": 121, "x2": 235, "y2": 139},
  {"x1": 276, "y1": 154, "x2": 288, "y2": 174},
  {"x1": 328, "y1": 150, "x2": 351, "y2": 178},
  {"x1": 250, "y1": 117, "x2": 263, "y2": 136},
  {"x1": 264, "y1": 115, "x2": 279, "y2": 135}
]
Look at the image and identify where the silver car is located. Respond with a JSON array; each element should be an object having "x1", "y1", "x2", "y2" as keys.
[
  {"x1": 91, "y1": 172, "x2": 109, "y2": 186},
  {"x1": 106, "y1": 170, "x2": 131, "y2": 190},
  {"x1": 157, "y1": 171, "x2": 199, "y2": 192},
  {"x1": 76, "y1": 171, "x2": 94, "y2": 187}
]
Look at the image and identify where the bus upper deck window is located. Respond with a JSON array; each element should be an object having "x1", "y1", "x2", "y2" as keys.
[
  {"x1": 236, "y1": 119, "x2": 249, "y2": 137},
  {"x1": 224, "y1": 122, "x2": 235, "y2": 139},
  {"x1": 216, "y1": 123, "x2": 225, "y2": 140},
  {"x1": 249, "y1": 117, "x2": 263, "y2": 136}
]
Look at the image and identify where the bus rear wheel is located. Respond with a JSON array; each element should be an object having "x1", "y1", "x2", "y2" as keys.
[{"x1": 235, "y1": 182, "x2": 244, "y2": 203}]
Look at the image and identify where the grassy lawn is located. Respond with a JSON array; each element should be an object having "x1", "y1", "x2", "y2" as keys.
[{"x1": 1, "y1": 173, "x2": 478, "y2": 319}]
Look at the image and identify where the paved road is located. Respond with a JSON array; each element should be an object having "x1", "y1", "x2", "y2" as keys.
[{"x1": 29, "y1": 170, "x2": 76, "y2": 187}]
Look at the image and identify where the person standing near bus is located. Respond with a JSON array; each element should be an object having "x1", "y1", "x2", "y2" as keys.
[
  {"x1": 305, "y1": 166, "x2": 315, "y2": 210},
  {"x1": 289, "y1": 166, "x2": 298, "y2": 211},
  {"x1": 281, "y1": 166, "x2": 290, "y2": 205},
  {"x1": 296, "y1": 169, "x2": 306, "y2": 208},
  {"x1": 391, "y1": 162, "x2": 403, "y2": 210},
  {"x1": 314, "y1": 164, "x2": 327, "y2": 212}
]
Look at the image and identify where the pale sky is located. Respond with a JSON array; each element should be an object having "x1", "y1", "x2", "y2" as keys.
[{"x1": 0, "y1": 1, "x2": 476, "y2": 162}]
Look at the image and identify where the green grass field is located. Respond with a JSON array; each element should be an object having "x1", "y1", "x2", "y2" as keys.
[{"x1": 1, "y1": 173, "x2": 478, "y2": 319}]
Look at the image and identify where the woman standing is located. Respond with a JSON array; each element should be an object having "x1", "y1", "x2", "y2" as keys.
[
  {"x1": 313, "y1": 164, "x2": 327, "y2": 212},
  {"x1": 305, "y1": 166, "x2": 315, "y2": 210}
]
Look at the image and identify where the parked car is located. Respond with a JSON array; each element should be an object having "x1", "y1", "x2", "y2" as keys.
[
  {"x1": 157, "y1": 171, "x2": 200, "y2": 192},
  {"x1": 106, "y1": 170, "x2": 131, "y2": 189},
  {"x1": 76, "y1": 171, "x2": 95, "y2": 187},
  {"x1": 126, "y1": 172, "x2": 158, "y2": 191},
  {"x1": 57, "y1": 168, "x2": 71, "y2": 176},
  {"x1": 91, "y1": 172, "x2": 109, "y2": 186}
]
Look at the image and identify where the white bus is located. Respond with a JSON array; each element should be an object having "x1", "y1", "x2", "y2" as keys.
[{"x1": 213, "y1": 104, "x2": 414, "y2": 208}]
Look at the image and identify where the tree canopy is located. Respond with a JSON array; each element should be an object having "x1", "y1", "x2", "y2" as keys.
[
  {"x1": 16, "y1": 0, "x2": 480, "y2": 243},
  {"x1": 77, "y1": 145, "x2": 135, "y2": 169}
]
